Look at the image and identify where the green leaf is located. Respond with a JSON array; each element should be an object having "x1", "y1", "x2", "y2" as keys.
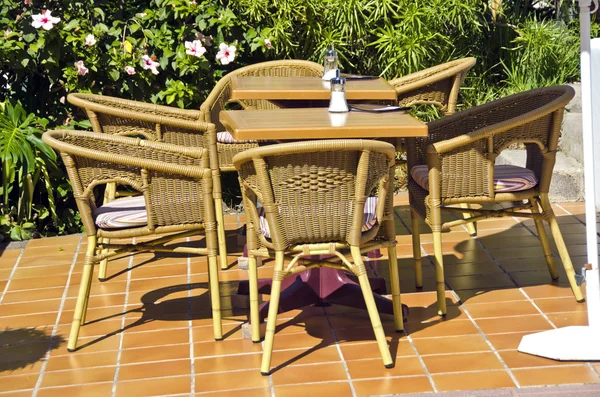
[
  {"x1": 109, "y1": 69, "x2": 120, "y2": 81},
  {"x1": 94, "y1": 7, "x2": 106, "y2": 21},
  {"x1": 23, "y1": 33, "x2": 36, "y2": 43},
  {"x1": 63, "y1": 19, "x2": 80, "y2": 31}
]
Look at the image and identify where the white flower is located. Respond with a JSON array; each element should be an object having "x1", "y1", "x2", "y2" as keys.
[
  {"x1": 32, "y1": 10, "x2": 60, "y2": 31},
  {"x1": 141, "y1": 55, "x2": 160, "y2": 75},
  {"x1": 85, "y1": 34, "x2": 96, "y2": 46},
  {"x1": 264, "y1": 38, "x2": 272, "y2": 49},
  {"x1": 124, "y1": 66, "x2": 136, "y2": 75},
  {"x1": 59, "y1": 96, "x2": 65, "y2": 104},
  {"x1": 185, "y1": 40, "x2": 206, "y2": 58},
  {"x1": 216, "y1": 43, "x2": 236, "y2": 65},
  {"x1": 74, "y1": 60, "x2": 88, "y2": 76}
]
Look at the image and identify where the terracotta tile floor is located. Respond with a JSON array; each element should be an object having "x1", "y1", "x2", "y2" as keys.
[{"x1": 1, "y1": 194, "x2": 599, "y2": 396}]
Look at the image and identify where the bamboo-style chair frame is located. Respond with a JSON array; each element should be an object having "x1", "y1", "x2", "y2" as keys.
[
  {"x1": 199, "y1": 59, "x2": 325, "y2": 172},
  {"x1": 234, "y1": 140, "x2": 404, "y2": 375},
  {"x1": 42, "y1": 129, "x2": 223, "y2": 351},
  {"x1": 67, "y1": 93, "x2": 230, "y2": 271},
  {"x1": 405, "y1": 85, "x2": 585, "y2": 316}
]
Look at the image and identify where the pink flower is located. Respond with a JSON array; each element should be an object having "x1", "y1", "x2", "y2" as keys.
[
  {"x1": 85, "y1": 34, "x2": 96, "y2": 46},
  {"x1": 74, "y1": 60, "x2": 88, "y2": 76},
  {"x1": 216, "y1": 43, "x2": 236, "y2": 65},
  {"x1": 24, "y1": 0, "x2": 32, "y2": 5},
  {"x1": 124, "y1": 66, "x2": 136, "y2": 75},
  {"x1": 264, "y1": 39, "x2": 272, "y2": 49},
  {"x1": 32, "y1": 10, "x2": 60, "y2": 30},
  {"x1": 141, "y1": 55, "x2": 160, "y2": 75},
  {"x1": 185, "y1": 40, "x2": 206, "y2": 58}
]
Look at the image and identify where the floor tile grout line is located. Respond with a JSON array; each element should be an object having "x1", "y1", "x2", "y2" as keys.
[
  {"x1": 0, "y1": 246, "x2": 25, "y2": 304},
  {"x1": 404, "y1": 333, "x2": 438, "y2": 393},
  {"x1": 324, "y1": 310, "x2": 358, "y2": 397},
  {"x1": 450, "y1": 290, "x2": 521, "y2": 389},
  {"x1": 31, "y1": 235, "x2": 84, "y2": 397},
  {"x1": 186, "y1": 237, "x2": 195, "y2": 396},
  {"x1": 267, "y1": 340, "x2": 276, "y2": 397},
  {"x1": 110, "y1": 240, "x2": 136, "y2": 397},
  {"x1": 517, "y1": 287, "x2": 558, "y2": 330}
]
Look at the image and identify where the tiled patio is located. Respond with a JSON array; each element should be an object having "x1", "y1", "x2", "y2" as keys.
[{"x1": 1, "y1": 194, "x2": 599, "y2": 396}]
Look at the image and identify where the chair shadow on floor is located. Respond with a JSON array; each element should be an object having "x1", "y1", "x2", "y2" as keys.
[
  {"x1": 74, "y1": 203, "x2": 586, "y2": 368},
  {"x1": 0, "y1": 328, "x2": 65, "y2": 373}
]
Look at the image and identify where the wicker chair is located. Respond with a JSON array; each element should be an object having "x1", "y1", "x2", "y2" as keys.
[
  {"x1": 42, "y1": 129, "x2": 223, "y2": 351},
  {"x1": 389, "y1": 57, "x2": 476, "y2": 115},
  {"x1": 405, "y1": 85, "x2": 585, "y2": 316},
  {"x1": 67, "y1": 93, "x2": 229, "y2": 273},
  {"x1": 234, "y1": 140, "x2": 404, "y2": 375},
  {"x1": 199, "y1": 59, "x2": 324, "y2": 172},
  {"x1": 390, "y1": 58, "x2": 478, "y2": 234}
]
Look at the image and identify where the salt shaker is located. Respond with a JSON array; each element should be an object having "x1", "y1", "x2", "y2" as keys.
[
  {"x1": 328, "y1": 70, "x2": 349, "y2": 113},
  {"x1": 322, "y1": 44, "x2": 339, "y2": 81}
]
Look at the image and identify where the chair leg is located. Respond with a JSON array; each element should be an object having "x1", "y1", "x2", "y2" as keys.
[
  {"x1": 261, "y1": 251, "x2": 285, "y2": 375},
  {"x1": 387, "y1": 246, "x2": 404, "y2": 332},
  {"x1": 530, "y1": 198, "x2": 559, "y2": 280},
  {"x1": 97, "y1": 237, "x2": 109, "y2": 281},
  {"x1": 351, "y1": 246, "x2": 393, "y2": 368},
  {"x1": 460, "y1": 203, "x2": 477, "y2": 236},
  {"x1": 248, "y1": 253, "x2": 262, "y2": 342},
  {"x1": 432, "y1": 230, "x2": 447, "y2": 316},
  {"x1": 539, "y1": 194, "x2": 585, "y2": 302},
  {"x1": 410, "y1": 208, "x2": 423, "y2": 288},
  {"x1": 67, "y1": 236, "x2": 97, "y2": 352},
  {"x1": 214, "y1": 197, "x2": 229, "y2": 270},
  {"x1": 208, "y1": 254, "x2": 223, "y2": 340}
]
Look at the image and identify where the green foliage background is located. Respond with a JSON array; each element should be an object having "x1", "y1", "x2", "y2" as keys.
[{"x1": 0, "y1": 0, "x2": 598, "y2": 240}]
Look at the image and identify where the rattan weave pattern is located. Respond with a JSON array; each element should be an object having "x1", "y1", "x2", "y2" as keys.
[
  {"x1": 389, "y1": 57, "x2": 476, "y2": 115},
  {"x1": 234, "y1": 140, "x2": 395, "y2": 251}
]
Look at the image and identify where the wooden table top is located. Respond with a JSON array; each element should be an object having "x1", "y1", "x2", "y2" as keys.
[
  {"x1": 230, "y1": 76, "x2": 397, "y2": 101},
  {"x1": 219, "y1": 108, "x2": 427, "y2": 141}
]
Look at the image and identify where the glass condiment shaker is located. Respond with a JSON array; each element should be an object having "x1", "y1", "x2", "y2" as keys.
[
  {"x1": 328, "y1": 70, "x2": 349, "y2": 113},
  {"x1": 322, "y1": 44, "x2": 339, "y2": 81}
]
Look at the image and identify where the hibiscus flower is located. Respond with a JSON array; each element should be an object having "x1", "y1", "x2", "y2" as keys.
[
  {"x1": 85, "y1": 34, "x2": 96, "y2": 46},
  {"x1": 124, "y1": 66, "x2": 136, "y2": 75},
  {"x1": 141, "y1": 55, "x2": 160, "y2": 75},
  {"x1": 185, "y1": 40, "x2": 207, "y2": 58},
  {"x1": 216, "y1": 43, "x2": 236, "y2": 65},
  {"x1": 74, "y1": 61, "x2": 88, "y2": 76},
  {"x1": 32, "y1": 10, "x2": 60, "y2": 31}
]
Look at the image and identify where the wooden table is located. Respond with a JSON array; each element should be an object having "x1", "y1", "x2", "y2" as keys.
[
  {"x1": 230, "y1": 75, "x2": 397, "y2": 102},
  {"x1": 223, "y1": 105, "x2": 426, "y2": 323},
  {"x1": 220, "y1": 107, "x2": 427, "y2": 141}
]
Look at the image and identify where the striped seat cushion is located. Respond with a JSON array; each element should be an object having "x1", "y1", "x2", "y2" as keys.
[
  {"x1": 93, "y1": 195, "x2": 147, "y2": 229},
  {"x1": 410, "y1": 164, "x2": 538, "y2": 193},
  {"x1": 217, "y1": 131, "x2": 257, "y2": 144},
  {"x1": 257, "y1": 196, "x2": 378, "y2": 239}
]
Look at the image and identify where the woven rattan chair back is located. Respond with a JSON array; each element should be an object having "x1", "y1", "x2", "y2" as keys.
[
  {"x1": 43, "y1": 129, "x2": 223, "y2": 351},
  {"x1": 234, "y1": 140, "x2": 395, "y2": 251},
  {"x1": 389, "y1": 57, "x2": 476, "y2": 115},
  {"x1": 68, "y1": 93, "x2": 207, "y2": 147},
  {"x1": 408, "y1": 85, "x2": 574, "y2": 203},
  {"x1": 405, "y1": 85, "x2": 584, "y2": 317}
]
